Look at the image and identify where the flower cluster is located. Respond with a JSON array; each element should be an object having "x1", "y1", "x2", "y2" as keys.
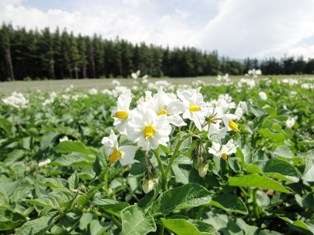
[
  {"x1": 101, "y1": 88, "x2": 245, "y2": 177},
  {"x1": 216, "y1": 73, "x2": 231, "y2": 83},
  {"x1": 247, "y1": 69, "x2": 262, "y2": 78},
  {"x1": 2, "y1": 91, "x2": 28, "y2": 108}
]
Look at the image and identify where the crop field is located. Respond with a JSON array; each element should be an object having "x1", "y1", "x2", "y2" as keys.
[
  {"x1": 0, "y1": 74, "x2": 313, "y2": 94},
  {"x1": 0, "y1": 72, "x2": 314, "y2": 235}
]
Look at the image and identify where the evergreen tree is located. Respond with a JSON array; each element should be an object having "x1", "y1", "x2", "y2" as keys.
[
  {"x1": 1, "y1": 24, "x2": 314, "y2": 80},
  {"x1": 0, "y1": 24, "x2": 15, "y2": 81}
]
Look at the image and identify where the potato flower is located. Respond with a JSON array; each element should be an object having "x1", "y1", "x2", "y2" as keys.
[
  {"x1": 286, "y1": 116, "x2": 297, "y2": 128},
  {"x1": 112, "y1": 91, "x2": 132, "y2": 134},
  {"x1": 177, "y1": 89, "x2": 208, "y2": 130},
  {"x1": 139, "y1": 89, "x2": 186, "y2": 127},
  {"x1": 222, "y1": 114, "x2": 241, "y2": 133},
  {"x1": 259, "y1": 91, "x2": 267, "y2": 100},
  {"x1": 126, "y1": 108, "x2": 172, "y2": 151},
  {"x1": 2, "y1": 92, "x2": 28, "y2": 109},
  {"x1": 142, "y1": 178, "x2": 158, "y2": 193},
  {"x1": 208, "y1": 140, "x2": 237, "y2": 160},
  {"x1": 101, "y1": 130, "x2": 137, "y2": 166}
]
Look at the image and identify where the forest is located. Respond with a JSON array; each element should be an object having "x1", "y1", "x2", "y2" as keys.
[{"x1": 1, "y1": 24, "x2": 314, "y2": 81}]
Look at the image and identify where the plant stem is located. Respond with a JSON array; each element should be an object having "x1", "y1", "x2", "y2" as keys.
[
  {"x1": 153, "y1": 148, "x2": 166, "y2": 190},
  {"x1": 159, "y1": 224, "x2": 165, "y2": 235},
  {"x1": 252, "y1": 188, "x2": 260, "y2": 220},
  {"x1": 164, "y1": 137, "x2": 186, "y2": 190}
]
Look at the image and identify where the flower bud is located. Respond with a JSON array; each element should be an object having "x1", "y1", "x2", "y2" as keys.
[
  {"x1": 142, "y1": 178, "x2": 157, "y2": 194},
  {"x1": 198, "y1": 163, "x2": 209, "y2": 178}
]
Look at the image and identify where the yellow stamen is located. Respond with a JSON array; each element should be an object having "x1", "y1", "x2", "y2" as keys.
[
  {"x1": 228, "y1": 120, "x2": 240, "y2": 132},
  {"x1": 189, "y1": 104, "x2": 201, "y2": 112},
  {"x1": 221, "y1": 152, "x2": 228, "y2": 160},
  {"x1": 114, "y1": 111, "x2": 128, "y2": 120},
  {"x1": 143, "y1": 124, "x2": 156, "y2": 139},
  {"x1": 207, "y1": 115, "x2": 219, "y2": 124},
  {"x1": 108, "y1": 148, "x2": 123, "y2": 164},
  {"x1": 157, "y1": 107, "x2": 168, "y2": 116}
]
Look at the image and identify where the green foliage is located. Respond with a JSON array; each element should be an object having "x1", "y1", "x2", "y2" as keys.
[{"x1": 0, "y1": 79, "x2": 313, "y2": 234}]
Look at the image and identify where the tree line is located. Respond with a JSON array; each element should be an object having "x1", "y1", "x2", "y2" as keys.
[{"x1": 1, "y1": 24, "x2": 314, "y2": 81}]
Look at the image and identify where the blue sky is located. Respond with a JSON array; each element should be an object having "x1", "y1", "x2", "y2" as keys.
[{"x1": 1, "y1": 0, "x2": 314, "y2": 58}]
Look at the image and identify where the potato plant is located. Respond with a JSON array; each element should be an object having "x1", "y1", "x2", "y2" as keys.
[{"x1": 0, "y1": 76, "x2": 314, "y2": 235}]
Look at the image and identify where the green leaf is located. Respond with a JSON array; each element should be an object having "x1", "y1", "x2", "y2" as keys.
[
  {"x1": 4, "y1": 149, "x2": 25, "y2": 163},
  {"x1": 53, "y1": 153, "x2": 95, "y2": 167},
  {"x1": 273, "y1": 145, "x2": 294, "y2": 158},
  {"x1": 279, "y1": 216, "x2": 314, "y2": 234},
  {"x1": 210, "y1": 194, "x2": 248, "y2": 215},
  {"x1": 301, "y1": 193, "x2": 314, "y2": 210},
  {"x1": 243, "y1": 163, "x2": 262, "y2": 174},
  {"x1": 121, "y1": 205, "x2": 156, "y2": 235},
  {"x1": 79, "y1": 213, "x2": 93, "y2": 231},
  {"x1": 154, "y1": 184, "x2": 211, "y2": 215},
  {"x1": 93, "y1": 198, "x2": 129, "y2": 218},
  {"x1": 55, "y1": 141, "x2": 97, "y2": 155},
  {"x1": 89, "y1": 219, "x2": 107, "y2": 235},
  {"x1": 0, "y1": 117, "x2": 12, "y2": 135},
  {"x1": 172, "y1": 164, "x2": 190, "y2": 184},
  {"x1": 264, "y1": 158, "x2": 298, "y2": 177},
  {"x1": 228, "y1": 174, "x2": 291, "y2": 193},
  {"x1": 0, "y1": 207, "x2": 26, "y2": 231},
  {"x1": 40, "y1": 132, "x2": 59, "y2": 149},
  {"x1": 162, "y1": 219, "x2": 212, "y2": 235},
  {"x1": 302, "y1": 165, "x2": 314, "y2": 182},
  {"x1": 15, "y1": 213, "x2": 58, "y2": 235}
]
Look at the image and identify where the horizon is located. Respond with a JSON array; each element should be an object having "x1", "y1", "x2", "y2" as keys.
[{"x1": 1, "y1": 0, "x2": 314, "y2": 59}]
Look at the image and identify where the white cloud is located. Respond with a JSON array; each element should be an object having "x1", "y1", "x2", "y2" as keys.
[
  {"x1": 199, "y1": 0, "x2": 314, "y2": 58},
  {"x1": 0, "y1": 0, "x2": 314, "y2": 58},
  {"x1": 0, "y1": 0, "x2": 197, "y2": 47}
]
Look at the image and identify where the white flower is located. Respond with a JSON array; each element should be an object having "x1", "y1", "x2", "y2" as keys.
[
  {"x1": 198, "y1": 163, "x2": 209, "y2": 178},
  {"x1": 139, "y1": 90, "x2": 186, "y2": 127},
  {"x1": 59, "y1": 136, "x2": 69, "y2": 142},
  {"x1": 247, "y1": 69, "x2": 262, "y2": 78},
  {"x1": 259, "y1": 91, "x2": 267, "y2": 100},
  {"x1": 234, "y1": 101, "x2": 248, "y2": 119},
  {"x1": 101, "y1": 130, "x2": 137, "y2": 166},
  {"x1": 142, "y1": 77, "x2": 148, "y2": 84},
  {"x1": 102, "y1": 89, "x2": 112, "y2": 95},
  {"x1": 61, "y1": 94, "x2": 70, "y2": 101},
  {"x1": 222, "y1": 114, "x2": 240, "y2": 133},
  {"x1": 43, "y1": 92, "x2": 57, "y2": 106},
  {"x1": 65, "y1": 84, "x2": 74, "y2": 92},
  {"x1": 38, "y1": 159, "x2": 51, "y2": 167},
  {"x1": 156, "y1": 80, "x2": 171, "y2": 86},
  {"x1": 131, "y1": 70, "x2": 141, "y2": 80},
  {"x1": 126, "y1": 108, "x2": 171, "y2": 151},
  {"x1": 112, "y1": 91, "x2": 132, "y2": 134},
  {"x1": 112, "y1": 86, "x2": 131, "y2": 97},
  {"x1": 301, "y1": 83, "x2": 314, "y2": 89},
  {"x1": 282, "y1": 79, "x2": 298, "y2": 86},
  {"x1": 132, "y1": 85, "x2": 139, "y2": 91},
  {"x1": 215, "y1": 94, "x2": 236, "y2": 112},
  {"x1": 2, "y1": 92, "x2": 28, "y2": 108},
  {"x1": 177, "y1": 89, "x2": 208, "y2": 130},
  {"x1": 238, "y1": 78, "x2": 256, "y2": 88},
  {"x1": 112, "y1": 79, "x2": 121, "y2": 86},
  {"x1": 216, "y1": 74, "x2": 231, "y2": 83},
  {"x1": 286, "y1": 116, "x2": 297, "y2": 128},
  {"x1": 208, "y1": 140, "x2": 237, "y2": 160},
  {"x1": 88, "y1": 88, "x2": 98, "y2": 95},
  {"x1": 142, "y1": 178, "x2": 158, "y2": 193}
]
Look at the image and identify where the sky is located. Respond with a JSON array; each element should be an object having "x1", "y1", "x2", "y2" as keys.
[{"x1": 1, "y1": 0, "x2": 314, "y2": 59}]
